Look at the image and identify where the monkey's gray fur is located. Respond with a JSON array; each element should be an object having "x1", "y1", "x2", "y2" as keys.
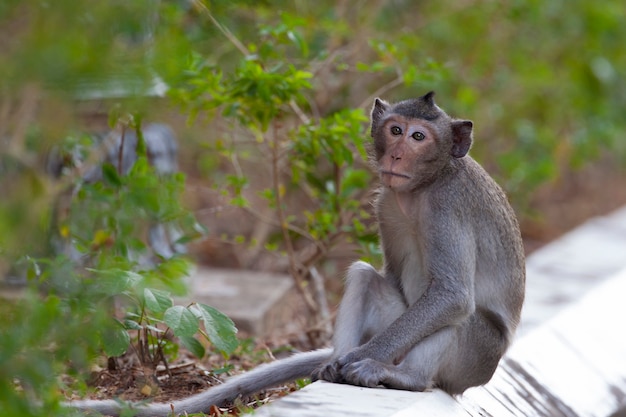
[{"x1": 69, "y1": 92, "x2": 525, "y2": 416}]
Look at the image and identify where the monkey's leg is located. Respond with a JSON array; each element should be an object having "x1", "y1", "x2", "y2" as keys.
[
  {"x1": 434, "y1": 308, "x2": 509, "y2": 394},
  {"x1": 312, "y1": 261, "x2": 406, "y2": 382},
  {"x1": 334, "y1": 261, "x2": 407, "y2": 353},
  {"x1": 341, "y1": 309, "x2": 508, "y2": 394}
]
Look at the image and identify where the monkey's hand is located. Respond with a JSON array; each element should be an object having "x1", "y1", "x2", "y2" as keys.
[
  {"x1": 312, "y1": 349, "x2": 394, "y2": 388},
  {"x1": 311, "y1": 359, "x2": 345, "y2": 384},
  {"x1": 318, "y1": 348, "x2": 428, "y2": 391},
  {"x1": 342, "y1": 357, "x2": 395, "y2": 388}
]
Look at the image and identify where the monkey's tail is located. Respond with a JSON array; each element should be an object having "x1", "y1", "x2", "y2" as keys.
[{"x1": 68, "y1": 348, "x2": 333, "y2": 417}]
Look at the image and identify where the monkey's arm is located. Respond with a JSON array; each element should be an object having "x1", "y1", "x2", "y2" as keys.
[
  {"x1": 68, "y1": 348, "x2": 332, "y2": 417},
  {"x1": 342, "y1": 274, "x2": 474, "y2": 365}
]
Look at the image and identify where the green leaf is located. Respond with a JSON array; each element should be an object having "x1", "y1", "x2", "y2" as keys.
[
  {"x1": 229, "y1": 195, "x2": 249, "y2": 208},
  {"x1": 145, "y1": 324, "x2": 165, "y2": 333},
  {"x1": 101, "y1": 162, "x2": 122, "y2": 186},
  {"x1": 156, "y1": 257, "x2": 192, "y2": 280},
  {"x1": 134, "y1": 122, "x2": 147, "y2": 157},
  {"x1": 128, "y1": 155, "x2": 150, "y2": 176},
  {"x1": 143, "y1": 288, "x2": 173, "y2": 314},
  {"x1": 355, "y1": 62, "x2": 372, "y2": 72},
  {"x1": 123, "y1": 319, "x2": 142, "y2": 330},
  {"x1": 164, "y1": 305, "x2": 199, "y2": 338},
  {"x1": 341, "y1": 168, "x2": 371, "y2": 197},
  {"x1": 102, "y1": 320, "x2": 130, "y2": 357},
  {"x1": 191, "y1": 304, "x2": 238, "y2": 356},
  {"x1": 88, "y1": 268, "x2": 142, "y2": 295},
  {"x1": 179, "y1": 336, "x2": 205, "y2": 359},
  {"x1": 287, "y1": 30, "x2": 309, "y2": 57}
]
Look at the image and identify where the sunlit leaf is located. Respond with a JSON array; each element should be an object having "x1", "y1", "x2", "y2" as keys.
[
  {"x1": 190, "y1": 304, "x2": 238, "y2": 356},
  {"x1": 164, "y1": 306, "x2": 199, "y2": 338},
  {"x1": 144, "y1": 288, "x2": 173, "y2": 314}
]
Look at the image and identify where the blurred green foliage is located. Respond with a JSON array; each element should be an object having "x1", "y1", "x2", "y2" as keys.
[
  {"x1": 402, "y1": 0, "x2": 626, "y2": 196},
  {"x1": 1, "y1": 1, "x2": 625, "y2": 415}
]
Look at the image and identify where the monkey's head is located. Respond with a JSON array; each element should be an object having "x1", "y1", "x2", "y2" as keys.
[{"x1": 370, "y1": 92, "x2": 473, "y2": 191}]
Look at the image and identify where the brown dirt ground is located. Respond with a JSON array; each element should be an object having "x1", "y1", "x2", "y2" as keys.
[{"x1": 77, "y1": 339, "x2": 307, "y2": 416}]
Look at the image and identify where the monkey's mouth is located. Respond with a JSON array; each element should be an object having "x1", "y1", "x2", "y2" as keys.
[{"x1": 381, "y1": 170, "x2": 410, "y2": 179}]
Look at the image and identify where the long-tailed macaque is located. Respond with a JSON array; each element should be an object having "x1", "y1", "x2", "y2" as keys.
[{"x1": 70, "y1": 92, "x2": 525, "y2": 416}]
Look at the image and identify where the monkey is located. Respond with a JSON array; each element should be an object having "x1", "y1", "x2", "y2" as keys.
[
  {"x1": 311, "y1": 92, "x2": 525, "y2": 392},
  {"x1": 68, "y1": 92, "x2": 525, "y2": 416}
]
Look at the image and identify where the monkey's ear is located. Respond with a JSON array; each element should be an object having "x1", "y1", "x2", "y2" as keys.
[
  {"x1": 451, "y1": 120, "x2": 473, "y2": 158},
  {"x1": 422, "y1": 91, "x2": 436, "y2": 105},
  {"x1": 371, "y1": 98, "x2": 390, "y2": 124}
]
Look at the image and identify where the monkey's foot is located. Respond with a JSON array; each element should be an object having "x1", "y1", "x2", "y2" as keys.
[{"x1": 311, "y1": 361, "x2": 346, "y2": 384}]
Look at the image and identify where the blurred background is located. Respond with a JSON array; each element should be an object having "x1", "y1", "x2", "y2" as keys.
[
  {"x1": 2, "y1": 0, "x2": 625, "y2": 264},
  {"x1": 1, "y1": 0, "x2": 625, "y2": 414}
]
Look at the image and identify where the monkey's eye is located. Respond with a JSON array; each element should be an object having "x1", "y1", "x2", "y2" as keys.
[
  {"x1": 412, "y1": 132, "x2": 425, "y2": 141},
  {"x1": 390, "y1": 126, "x2": 402, "y2": 135}
]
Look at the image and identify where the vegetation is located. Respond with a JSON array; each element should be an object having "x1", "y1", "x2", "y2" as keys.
[{"x1": 0, "y1": 1, "x2": 625, "y2": 416}]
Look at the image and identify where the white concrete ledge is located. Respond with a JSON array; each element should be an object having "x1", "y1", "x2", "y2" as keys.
[
  {"x1": 520, "y1": 205, "x2": 626, "y2": 335},
  {"x1": 252, "y1": 382, "x2": 466, "y2": 417}
]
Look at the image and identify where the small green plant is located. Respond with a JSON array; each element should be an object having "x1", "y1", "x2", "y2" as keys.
[
  {"x1": 116, "y1": 287, "x2": 238, "y2": 394},
  {"x1": 53, "y1": 117, "x2": 239, "y2": 368},
  {"x1": 0, "y1": 115, "x2": 239, "y2": 417},
  {"x1": 0, "y1": 117, "x2": 239, "y2": 416}
]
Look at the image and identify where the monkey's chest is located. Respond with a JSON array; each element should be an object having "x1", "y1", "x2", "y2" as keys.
[{"x1": 382, "y1": 225, "x2": 430, "y2": 305}]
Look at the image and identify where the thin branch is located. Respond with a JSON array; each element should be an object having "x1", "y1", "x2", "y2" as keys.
[
  {"x1": 9, "y1": 84, "x2": 39, "y2": 157},
  {"x1": 221, "y1": 128, "x2": 327, "y2": 254},
  {"x1": 309, "y1": 47, "x2": 346, "y2": 78},
  {"x1": 117, "y1": 125, "x2": 127, "y2": 175},
  {"x1": 229, "y1": 151, "x2": 244, "y2": 179},
  {"x1": 289, "y1": 99, "x2": 310, "y2": 125},
  {"x1": 270, "y1": 121, "x2": 318, "y2": 313},
  {"x1": 225, "y1": 142, "x2": 322, "y2": 246},
  {"x1": 243, "y1": 206, "x2": 319, "y2": 244},
  {"x1": 357, "y1": 74, "x2": 404, "y2": 110},
  {"x1": 193, "y1": 0, "x2": 250, "y2": 56},
  {"x1": 310, "y1": 266, "x2": 332, "y2": 338},
  {"x1": 0, "y1": 95, "x2": 12, "y2": 140}
]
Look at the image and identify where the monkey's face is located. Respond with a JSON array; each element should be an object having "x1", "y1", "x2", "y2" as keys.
[
  {"x1": 370, "y1": 93, "x2": 474, "y2": 192},
  {"x1": 377, "y1": 116, "x2": 443, "y2": 192}
]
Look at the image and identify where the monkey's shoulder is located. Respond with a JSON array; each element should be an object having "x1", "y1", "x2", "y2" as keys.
[{"x1": 435, "y1": 157, "x2": 510, "y2": 208}]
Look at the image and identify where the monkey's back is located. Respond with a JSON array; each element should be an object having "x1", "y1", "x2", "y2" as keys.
[{"x1": 451, "y1": 156, "x2": 525, "y2": 338}]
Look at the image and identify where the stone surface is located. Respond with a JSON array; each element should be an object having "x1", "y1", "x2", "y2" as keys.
[
  {"x1": 519, "y1": 205, "x2": 626, "y2": 335},
  {"x1": 252, "y1": 382, "x2": 468, "y2": 417},
  {"x1": 176, "y1": 267, "x2": 298, "y2": 336}
]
